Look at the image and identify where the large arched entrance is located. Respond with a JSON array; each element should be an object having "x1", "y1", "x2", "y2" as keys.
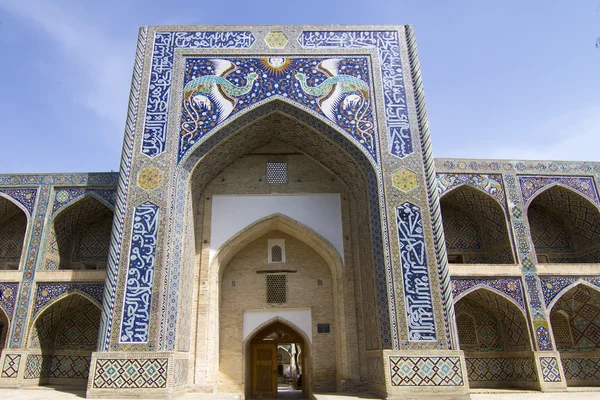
[
  {"x1": 172, "y1": 100, "x2": 387, "y2": 394},
  {"x1": 245, "y1": 320, "x2": 308, "y2": 399}
]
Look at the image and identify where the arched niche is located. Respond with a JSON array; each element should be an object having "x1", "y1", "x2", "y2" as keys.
[
  {"x1": 549, "y1": 283, "x2": 600, "y2": 386},
  {"x1": 527, "y1": 185, "x2": 600, "y2": 263},
  {"x1": 0, "y1": 195, "x2": 28, "y2": 270},
  {"x1": 440, "y1": 185, "x2": 515, "y2": 264},
  {"x1": 26, "y1": 293, "x2": 101, "y2": 386},
  {"x1": 0, "y1": 307, "x2": 10, "y2": 355},
  {"x1": 43, "y1": 195, "x2": 114, "y2": 270},
  {"x1": 454, "y1": 288, "x2": 537, "y2": 389},
  {"x1": 168, "y1": 100, "x2": 391, "y2": 392}
]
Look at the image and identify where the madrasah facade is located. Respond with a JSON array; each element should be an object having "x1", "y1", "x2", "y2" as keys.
[{"x1": 0, "y1": 25, "x2": 598, "y2": 399}]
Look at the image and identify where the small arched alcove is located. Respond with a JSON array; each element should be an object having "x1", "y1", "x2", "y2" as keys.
[
  {"x1": 440, "y1": 185, "x2": 515, "y2": 264},
  {"x1": 549, "y1": 283, "x2": 600, "y2": 386},
  {"x1": 0, "y1": 195, "x2": 28, "y2": 270},
  {"x1": 26, "y1": 293, "x2": 101, "y2": 386},
  {"x1": 454, "y1": 288, "x2": 537, "y2": 390},
  {"x1": 244, "y1": 319, "x2": 309, "y2": 399},
  {"x1": 0, "y1": 307, "x2": 10, "y2": 355},
  {"x1": 527, "y1": 185, "x2": 600, "y2": 263},
  {"x1": 44, "y1": 195, "x2": 114, "y2": 270}
]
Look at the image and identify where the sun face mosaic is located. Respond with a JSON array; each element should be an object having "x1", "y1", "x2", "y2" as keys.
[{"x1": 179, "y1": 56, "x2": 377, "y2": 162}]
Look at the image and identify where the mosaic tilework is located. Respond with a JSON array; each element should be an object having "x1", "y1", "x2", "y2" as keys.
[
  {"x1": 452, "y1": 279, "x2": 525, "y2": 311},
  {"x1": 99, "y1": 27, "x2": 147, "y2": 352},
  {"x1": 389, "y1": 356, "x2": 464, "y2": 386},
  {"x1": 142, "y1": 31, "x2": 255, "y2": 157},
  {"x1": 92, "y1": 358, "x2": 168, "y2": 388},
  {"x1": 0, "y1": 188, "x2": 37, "y2": 216},
  {"x1": 24, "y1": 355, "x2": 91, "y2": 379},
  {"x1": 0, "y1": 283, "x2": 19, "y2": 320},
  {"x1": 0, "y1": 211, "x2": 27, "y2": 263},
  {"x1": 465, "y1": 357, "x2": 537, "y2": 382},
  {"x1": 541, "y1": 277, "x2": 600, "y2": 307},
  {"x1": 120, "y1": 202, "x2": 159, "y2": 343},
  {"x1": 562, "y1": 357, "x2": 600, "y2": 381},
  {"x1": 455, "y1": 301, "x2": 503, "y2": 352},
  {"x1": 55, "y1": 305, "x2": 101, "y2": 351},
  {"x1": 396, "y1": 202, "x2": 436, "y2": 341},
  {"x1": 52, "y1": 187, "x2": 116, "y2": 215},
  {"x1": 551, "y1": 285, "x2": 600, "y2": 350},
  {"x1": 437, "y1": 173, "x2": 506, "y2": 209},
  {"x1": 519, "y1": 176, "x2": 599, "y2": 206},
  {"x1": 180, "y1": 57, "x2": 377, "y2": 161},
  {"x1": 299, "y1": 31, "x2": 412, "y2": 159},
  {"x1": 540, "y1": 357, "x2": 562, "y2": 382},
  {"x1": 33, "y1": 283, "x2": 104, "y2": 318},
  {"x1": 1, "y1": 354, "x2": 20, "y2": 378}
]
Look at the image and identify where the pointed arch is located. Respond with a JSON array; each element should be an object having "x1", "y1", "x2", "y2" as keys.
[
  {"x1": 30, "y1": 290, "x2": 103, "y2": 328},
  {"x1": 440, "y1": 184, "x2": 515, "y2": 264},
  {"x1": 0, "y1": 194, "x2": 30, "y2": 270},
  {"x1": 547, "y1": 280, "x2": 600, "y2": 312},
  {"x1": 453, "y1": 284, "x2": 525, "y2": 313},
  {"x1": 0, "y1": 192, "x2": 31, "y2": 220},
  {"x1": 210, "y1": 213, "x2": 343, "y2": 283},
  {"x1": 525, "y1": 181, "x2": 600, "y2": 210},
  {"x1": 51, "y1": 191, "x2": 115, "y2": 219}
]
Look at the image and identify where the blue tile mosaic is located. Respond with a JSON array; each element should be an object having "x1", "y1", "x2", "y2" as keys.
[
  {"x1": 519, "y1": 176, "x2": 599, "y2": 206},
  {"x1": 0, "y1": 188, "x2": 37, "y2": 216},
  {"x1": 52, "y1": 187, "x2": 116, "y2": 215},
  {"x1": 33, "y1": 283, "x2": 104, "y2": 318},
  {"x1": 451, "y1": 279, "x2": 525, "y2": 311}
]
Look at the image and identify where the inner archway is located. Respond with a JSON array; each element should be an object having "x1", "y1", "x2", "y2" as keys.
[
  {"x1": 527, "y1": 185, "x2": 600, "y2": 263},
  {"x1": 0, "y1": 195, "x2": 28, "y2": 270},
  {"x1": 549, "y1": 283, "x2": 600, "y2": 386}
]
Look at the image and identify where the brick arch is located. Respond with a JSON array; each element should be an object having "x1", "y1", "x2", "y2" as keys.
[
  {"x1": 440, "y1": 184, "x2": 514, "y2": 264},
  {"x1": 0, "y1": 194, "x2": 29, "y2": 270},
  {"x1": 527, "y1": 184, "x2": 600, "y2": 263},
  {"x1": 43, "y1": 195, "x2": 114, "y2": 270}
]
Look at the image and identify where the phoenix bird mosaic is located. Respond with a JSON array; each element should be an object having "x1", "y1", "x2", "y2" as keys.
[{"x1": 180, "y1": 57, "x2": 376, "y2": 161}]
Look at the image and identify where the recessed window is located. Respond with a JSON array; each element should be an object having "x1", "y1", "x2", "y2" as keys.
[
  {"x1": 266, "y1": 274, "x2": 287, "y2": 304},
  {"x1": 266, "y1": 161, "x2": 287, "y2": 184},
  {"x1": 457, "y1": 313, "x2": 478, "y2": 346},
  {"x1": 268, "y1": 239, "x2": 286, "y2": 263}
]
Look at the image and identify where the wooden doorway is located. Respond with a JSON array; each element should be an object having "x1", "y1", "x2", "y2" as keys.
[{"x1": 249, "y1": 321, "x2": 306, "y2": 399}]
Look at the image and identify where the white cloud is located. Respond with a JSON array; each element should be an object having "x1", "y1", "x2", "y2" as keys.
[{"x1": 0, "y1": 0, "x2": 133, "y2": 129}]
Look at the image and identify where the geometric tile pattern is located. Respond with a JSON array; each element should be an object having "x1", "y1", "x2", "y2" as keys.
[
  {"x1": 465, "y1": 357, "x2": 537, "y2": 382},
  {"x1": 528, "y1": 205, "x2": 574, "y2": 252},
  {"x1": 73, "y1": 214, "x2": 112, "y2": 261},
  {"x1": 561, "y1": 357, "x2": 600, "y2": 381},
  {"x1": 540, "y1": 357, "x2": 562, "y2": 382},
  {"x1": 1, "y1": 354, "x2": 20, "y2": 378},
  {"x1": 24, "y1": 354, "x2": 91, "y2": 379},
  {"x1": 0, "y1": 199, "x2": 27, "y2": 263},
  {"x1": 437, "y1": 173, "x2": 506, "y2": 209},
  {"x1": 442, "y1": 205, "x2": 484, "y2": 252},
  {"x1": 51, "y1": 187, "x2": 116, "y2": 215},
  {"x1": 0, "y1": 188, "x2": 37, "y2": 215},
  {"x1": 33, "y1": 283, "x2": 104, "y2": 318},
  {"x1": 180, "y1": 57, "x2": 377, "y2": 161},
  {"x1": 455, "y1": 300, "x2": 503, "y2": 352},
  {"x1": 452, "y1": 278, "x2": 526, "y2": 311},
  {"x1": 142, "y1": 31, "x2": 255, "y2": 158},
  {"x1": 55, "y1": 305, "x2": 101, "y2": 351},
  {"x1": 389, "y1": 356, "x2": 464, "y2": 386},
  {"x1": 519, "y1": 176, "x2": 599, "y2": 207},
  {"x1": 119, "y1": 202, "x2": 159, "y2": 343},
  {"x1": 92, "y1": 358, "x2": 168, "y2": 388},
  {"x1": 300, "y1": 31, "x2": 413, "y2": 159},
  {"x1": 396, "y1": 202, "x2": 436, "y2": 341},
  {"x1": 0, "y1": 283, "x2": 19, "y2": 320},
  {"x1": 266, "y1": 161, "x2": 287, "y2": 184},
  {"x1": 551, "y1": 285, "x2": 600, "y2": 350},
  {"x1": 392, "y1": 168, "x2": 418, "y2": 192},
  {"x1": 540, "y1": 277, "x2": 600, "y2": 307}
]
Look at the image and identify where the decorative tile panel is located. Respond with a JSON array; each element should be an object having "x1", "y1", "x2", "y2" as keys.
[
  {"x1": 465, "y1": 357, "x2": 537, "y2": 382},
  {"x1": 452, "y1": 279, "x2": 525, "y2": 311},
  {"x1": 299, "y1": 31, "x2": 412, "y2": 158},
  {"x1": 52, "y1": 187, "x2": 116, "y2": 215},
  {"x1": 92, "y1": 358, "x2": 168, "y2": 388},
  {"x1": 179, "y1": 57, "x2": 377, "y2": 162},
  {"x1": 33, "y1": 283, "x2": 104, "y2": 318},
  {"x1": 389, "y1": 356, "x2": 463, "y2": 386},
  {"x1": 142, "y1": 31, "x2": 255, "y2": 157},
  {"x1": 562, "y1": 357, "x2": 600, "y2": 381},
  {"x1": 540, "y1": 277, "x2": 600, "y2": 307},
  {"x1": 0, "y1": 283, "x2": 19, "y2": 320},
  {"x1": 519, "y1": 176, "x2": 599, "y2": 206},
  {"x1": 540, "y1": 357, "x2": 561, "y2": 382},
  {"x1": 437, "y1": 173, "x2": 505, "y2": 209},
  {"x1": 119, "y1": 202, "x2": 159, "y2": 343},
  {"x1": 0, "y1": 188, "x2": 37, "y2": 215},
  {"x1": 1, "y1": 354, "x2": 20, "y2": 378},
  {"x1": 396, "y1": 202, "x2": 436, "y2": 341}
]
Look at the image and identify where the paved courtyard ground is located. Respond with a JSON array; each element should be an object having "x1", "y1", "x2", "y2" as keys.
[{"x1": 1, "y1": 387, "x2": 600, "y2": 400}]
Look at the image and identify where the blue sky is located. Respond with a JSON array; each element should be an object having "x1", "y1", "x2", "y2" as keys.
[{"x1": 0, "y1": 0, "x2": 598, "y2": 172}]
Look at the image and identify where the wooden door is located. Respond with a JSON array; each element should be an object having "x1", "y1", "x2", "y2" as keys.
[{"x1": 252, "y1": 343, "x2": 277, "y2": 398}]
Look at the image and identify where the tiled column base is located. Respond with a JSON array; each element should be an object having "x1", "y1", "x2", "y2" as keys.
[
  {"x1": 366, "y1": 349, "x2": 470, "y2": 399},
  {"x1": 0, "y1": 351, "x2": 26, "y2": 387},
  {"x1": 86, "y1": 351, "x2": 191, "y2": 398},
  {"x1": 533, "y1": 351, "x2": 568, "y2": 390}
]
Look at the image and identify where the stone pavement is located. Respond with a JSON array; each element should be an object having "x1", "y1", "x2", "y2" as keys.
[{"x1": 2, "y1": 388, "x2": 600, "y2": 400}]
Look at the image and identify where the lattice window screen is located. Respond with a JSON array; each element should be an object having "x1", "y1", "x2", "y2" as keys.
[
  {"x1": 457, "y1": 314, "x2": 478, "y2": 346},
  {"x1": 551, "y1": 312, "x2": 573, "y2": 346},
  {"x1": 266, "y1": 161, "x2": 287, "y2": 183},
  {"x1": 266, "y1": 274, "x2": 287, "y2": 304},
  {"x1": 271, "y1": 245, "x2": 283, "y2": 262}
]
